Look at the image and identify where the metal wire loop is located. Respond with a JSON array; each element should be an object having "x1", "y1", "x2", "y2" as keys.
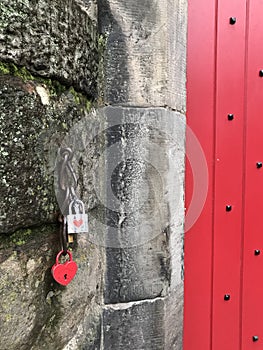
[
  {"x1": 59, "y1": 148, "x2": 77, "y2": 191},
  {"x1": 58, "y1": 214, "x2": 68, "y2": 254},
  {"x1": 58, "y1": 147, "x2": 78, "y2": 214},
  {"x1": 56, "y1": 147, "x2": 80, "y2": 250}
]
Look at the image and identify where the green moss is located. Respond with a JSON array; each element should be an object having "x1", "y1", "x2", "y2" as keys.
[
  {"x1": 98, "y1": 34, "x2": 107, "y2": 50},
  {"x1": 68, "y1": 86, "x2": 93, "y2": 111},
  {"x1": 0, "y1": 62, "x2": 11, "y2": 74},
  {"x1": 14, "y1": 66, "x2": 34, "y2": 81},
  {"x1": 0, "y1": 61, "x2": 93, "y2": 108},
  {"x1": 86, "y1": 100, "x2": 92, "y2": 111},
  {"x1": 1, "y1": 224, "x2": 57, "y2": 249},
  {"x1": 0, "y1": 61, "x2": 66, "y2": 96},
  {"x1": 5, "y1": 314, "x2": 12, "y2": 322},
  {"x1": 0, "y1": 62, "x2": 34, "y2": 80},
  {"x1": 69, "y1": 86, "x2": 81, "y2": 104},
  {"x1": 11, "y1": 228, "x2": 32, "y2": 246},
  {"x1": 43, "y1": 78, "x2": 67, "y2": 96}
]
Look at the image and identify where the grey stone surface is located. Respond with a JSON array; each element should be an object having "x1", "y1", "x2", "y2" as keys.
[
  {"x1": 103, "y1": 299, "x2": 165, "y2": 350},
  {"x1": 0, "y1": 1, "x2": 106, "y2": 349},
  {"x1": 102, "y1": 107, "x2": 185, "y2": 307},
  {"x1": 0, "y1": 0, "x2": 98, "y2": 96},
  {"x1": 104, "y1": 237, "x2": 170, "y2": 304},
  {"x1": 164, "y1": 285, "x2": 184, "y2": 349},
  {"x1": 0, "y1": 74, "x2": 103, "y2": 234},
  {"x1": 0, "y1": 225, "x2": 104, "y2": 350},
  {"x1": 167, "y1": 0, "x2": 188, "y2": 112},
  {"x1": 103, "y1": 290, "x2": 184, "y2": 350},
  {"x1": 0, "y1": 74, "x2": 106, "y2": 349},
  {"x1": 98, "y1": 0, "x2": 187, "y2": 110}
]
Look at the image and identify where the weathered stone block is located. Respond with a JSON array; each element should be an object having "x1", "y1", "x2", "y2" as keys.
[
  {"x1": 101, "y1": 106, "x2": 185, "y2": 303},
  {"x1": 0, "y1": 225, "x2": 103, "y2": 350},
  {"x1": 103, "y1": 299, "x2": 165, "y2": 350},
  {"x1": 164, "y1": 285, "x2": 184, "y2": 349},
  {"x1": 0, "y1": 0, "x2": 98, "y2": 96},
  {"x1": 98, "y1": 0, "x2": 187, "y2": 110},
  {"x1": 0, "y1": 74, "x2": 102, "y2": 233},
  {"x1": 103, "y1": 289, "x2": 184, "y2": 350}
]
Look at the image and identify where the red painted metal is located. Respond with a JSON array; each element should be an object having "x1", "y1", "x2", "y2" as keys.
[
  {"x1": 185, "y1": 0, "x2": 263, "y2": 349},
  {"x1": 212, "y1": 1, "x2": 246, "y2": 349},
  {"x1": 51, "y1": 250, "x2": 78, "y2": 286},
  {"x1": 184, "y1": 0, "x2": 216, "y2": 348},
  {"x1": 242, "y1": 1, "x2": 263, "y2": 348}
]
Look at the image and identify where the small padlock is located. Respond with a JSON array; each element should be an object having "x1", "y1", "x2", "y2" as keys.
[
  {"x1": 67, "y1": 199, "x2": 88, "y2": 233},
  {"x1": 51, "y1": 250, "x2": 78, "y2": 286}
]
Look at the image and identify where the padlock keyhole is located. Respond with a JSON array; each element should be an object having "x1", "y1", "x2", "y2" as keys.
[{"x1": 64, "y1": 274, "x2": 68, "y2": 280}]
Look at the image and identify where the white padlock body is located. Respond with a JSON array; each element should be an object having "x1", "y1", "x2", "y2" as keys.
[
  {"x1": 67, "y1": 213, "x2": 88, "y2": 233},
  {"x1": 67, "y1": 199, "x2": 88, "y2": 233}
]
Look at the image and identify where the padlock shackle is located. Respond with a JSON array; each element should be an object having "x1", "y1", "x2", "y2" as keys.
[
  {"x1": 56, "y1": 250, "x2": 73, "y2": 264},
  {"x1": 68, "y1": 199, "x2": 85, "y2": 215}
]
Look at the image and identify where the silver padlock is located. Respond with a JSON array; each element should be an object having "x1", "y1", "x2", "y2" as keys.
[{"x1": 67, "y1": 199, "x2": 88, "y2": 233}]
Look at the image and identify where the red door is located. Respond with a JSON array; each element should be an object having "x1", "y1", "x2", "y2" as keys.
[{"x1": 184, "y1": 1, "x2": 263, "y2": 349}]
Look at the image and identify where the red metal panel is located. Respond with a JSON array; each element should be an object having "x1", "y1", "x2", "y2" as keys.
[
  {"x1": 212, "y1": 1, "x2": 247, "y2": 349},
  {"x1": 242, "y1": 1, "x2": 263, "y2": 348},
  {"x1": 184, "y1": 0, "x2": 216, "y2": 349},
  {"x1": 186, "y1": 1, "x2": 263, "y2": 349}
]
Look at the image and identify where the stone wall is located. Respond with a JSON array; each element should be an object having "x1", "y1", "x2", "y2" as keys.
[
  {"x1": 0, "y1": 0, "x2": 98, "y2": 96},
  {"x1": 0, "y1": 0, "x2": 187, "y2": 349},
  {"x1": 98, "y1": 0, "x2": 187, "y2": 349},
  {"x1": 0, "y1": 1, "x2": 104, "y2": 349}
]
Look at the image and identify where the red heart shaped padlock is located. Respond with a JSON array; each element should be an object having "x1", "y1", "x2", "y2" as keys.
[{"x1": 51, "y1": 250, "x2": 78, "y2": 286}]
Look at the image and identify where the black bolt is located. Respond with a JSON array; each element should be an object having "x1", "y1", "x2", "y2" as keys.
[
  {"x1": 253, "y1": 336, "x2": 259, "y2": 342},
  {"x1": 226, "y1": 205, "x2": 232, "y2": 212},
  {"x1": 228, "y1": 114, "x2": 234, "y2": 121},
  {"x1": 259, "y1": 70, "x2": 263, "y2": 77},
  {"x1": 255, "y1": 250, "x2": 261, "y2": 256},
  {"x1": 256, "y1": 162, "x2": 262, "y2": 168},
  {"x1": 230, "y1": 17, "x2": 237, "y2": 25},
  {"x1": 224, "y1": 294, "x2": 231, "y2": 301}
]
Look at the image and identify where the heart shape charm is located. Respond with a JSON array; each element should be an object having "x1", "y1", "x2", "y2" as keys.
[
  {"x1": 73, "y1": 219, "x2": 83, "y2": 227},
  {"x1": 51, "y1": 250, "x2": 78, "y2": 286}
]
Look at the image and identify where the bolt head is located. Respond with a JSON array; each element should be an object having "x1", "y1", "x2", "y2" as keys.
[
  {"x1": 224, "y1": 294, "x2": 231, "y2": 301},
  {"x1": 255, "y1": 250, "x2": 261, "y2": 256},
  {"x1": 259, "y1": 70, "x2": 263, "y2": 77},
  {"x1": 256, "y1": 162, "x2": 262, "y2": 168},
  {"x1": 230, "y1": 17, "x2": 237, "y2": 25},
  {"x1": 228, "y1": 114, "x2": 234, "y2": 121},
  {"x1": 226, "y1": 205, "x2": 232, "y2": 212},
  {"x1": 253, "y1": 336, "x2": 259, "y2": 342}
]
